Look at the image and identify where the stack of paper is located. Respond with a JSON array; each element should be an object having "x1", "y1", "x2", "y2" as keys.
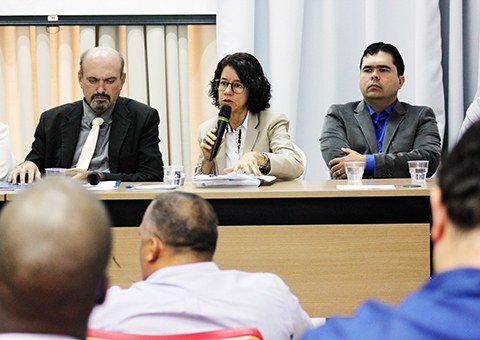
[{"x1": 192, "y1": 173, "x2": 276, "y2": 187}]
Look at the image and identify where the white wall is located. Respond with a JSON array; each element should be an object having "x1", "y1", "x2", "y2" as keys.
[{"x1": 4, "y1": 0, "x2": 216, "y2": 16}]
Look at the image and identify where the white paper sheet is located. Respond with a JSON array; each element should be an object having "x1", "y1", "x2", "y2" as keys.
[
  {"x1": 126, "y1": 184, "x2": 177, "y2": 190},
  {"x1": 84, "y1": 181, "x2": 120, "y2": 191}
]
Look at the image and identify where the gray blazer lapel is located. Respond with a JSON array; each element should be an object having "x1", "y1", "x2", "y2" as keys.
[
  {"x1": 383, "y1": 102, "x2": 406, "y2": 152},
  {"x1": 354, "y1": 102, "x2": 378, "y2": 153},
  {"x1": 244, "y1": 113, "x2": 260, "y2": 152},
  {"x1": 109, "y1": 99, "x2": 131, "y2": 170}
]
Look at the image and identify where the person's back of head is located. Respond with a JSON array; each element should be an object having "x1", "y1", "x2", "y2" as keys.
[
  {"x1": 438, "y1": 120, "x2": 480, "y2": 230},
  {"x1": 431, "y1": 120, "x2": 480, "y2": 273},
  {"x1": 0, "y1": 178, "x2": 112, "y2": 338},
  {"x1": 140, "y1": 191, "x2": 218, "y2": 269}
]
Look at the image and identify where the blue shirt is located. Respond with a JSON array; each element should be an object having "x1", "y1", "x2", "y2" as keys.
[
  {"x1": 302, "y1": 268, "x2": 480, "y2": 340},
  {"x1": 364, "y1": 101, "x2": 396, "y2": 173}
]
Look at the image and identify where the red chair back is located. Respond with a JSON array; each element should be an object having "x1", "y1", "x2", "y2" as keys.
[{"x1": 87, "y1": 327, "x2": 263, "y2": 340}]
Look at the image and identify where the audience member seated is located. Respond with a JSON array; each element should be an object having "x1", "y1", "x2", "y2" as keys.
[
  {"x1": 9, "y1": 46, "x2": 164, "y2": 184},
  {"x1": 0, "y1": 122, "x2": 14, "y2": 182},
  {"x1": 0, "y1": 178, "x2": 112, "y2": 339},
  {"x1": 89, "y1": 191, "x2": 312, "y2": 339},
  {"x1": 320, "y1": 42, "x2": 441, "y2": 179},
  {"x1": 197, "y1": 52, "x2": 304, "y2": 180},
  {"x1": 303, "y1": 121, "x2": 480, "y2": 339}
]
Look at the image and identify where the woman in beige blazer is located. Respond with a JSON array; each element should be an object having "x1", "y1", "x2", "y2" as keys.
[{"x1": 197, "y1": 52, "x2": 303, "y2": 180}]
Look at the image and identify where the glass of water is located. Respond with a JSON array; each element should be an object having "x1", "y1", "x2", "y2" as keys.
[
  {"x1": 345, "y1": 161, "x2": 365, "y2": 184},
  {"x1": 408, "y1": 160, "x2": 429, "y2": 183},
  {"x1": 163, "y1": 165, "x2": 185, "y2": 186}
]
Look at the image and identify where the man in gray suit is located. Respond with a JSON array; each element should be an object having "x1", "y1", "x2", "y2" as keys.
[{"x1": 320, "y1": 42, "x2": 441, "y2": 179}]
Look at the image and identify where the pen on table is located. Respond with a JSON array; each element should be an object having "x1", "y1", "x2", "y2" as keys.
[
  {"x1": 115, "y1": 180, "x2": 121, "y2": 188},
  {"x1": 125, "y1": 184, "x2": 134, "y2": 189}
]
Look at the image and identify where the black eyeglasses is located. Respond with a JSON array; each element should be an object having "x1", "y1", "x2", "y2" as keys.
[{"x1": 214, "y1": 79, "x2": 246, "y2": 94}]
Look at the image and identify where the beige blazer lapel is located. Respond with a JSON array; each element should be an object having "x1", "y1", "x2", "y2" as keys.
[
  {"x1": 215, "y1": 145, "x2": 227, "y2": 173},
  {"x1": 244, "y1": 113, "x2": 260, "y2": 152}
]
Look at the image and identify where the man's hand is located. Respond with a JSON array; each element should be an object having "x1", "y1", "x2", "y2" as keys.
[
  {"x1": 8, "y1": 161, "x2": 41, "y2": 184},
  {"x1": 65, "y1": 168, "x2": 89, "y2": 181},
  {"x1": 328, "y1": 148, "x2": 366, "y2": 179}
]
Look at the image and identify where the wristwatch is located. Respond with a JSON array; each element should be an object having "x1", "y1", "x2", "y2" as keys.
[{"x1": 259, "y1": 152, "x2": 270, "y2": 169}]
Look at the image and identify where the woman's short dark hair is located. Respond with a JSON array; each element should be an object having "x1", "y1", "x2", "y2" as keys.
[{"x1": 208, "y1": 52, "x2": 272, "y2": 114}]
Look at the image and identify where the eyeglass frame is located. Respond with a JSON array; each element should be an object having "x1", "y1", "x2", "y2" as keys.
[{"x1": 214, "y1": 79, "x2": 247, "y2": 94}]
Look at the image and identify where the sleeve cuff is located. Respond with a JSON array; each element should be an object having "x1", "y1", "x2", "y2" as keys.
[{"x1": 365, "y1": 154, "x2": 374, "y2": 174}]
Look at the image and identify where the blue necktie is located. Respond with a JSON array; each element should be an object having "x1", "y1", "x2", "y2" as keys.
[{"x1": 372, "y1": 111, "x2": 388, "y2": 152}]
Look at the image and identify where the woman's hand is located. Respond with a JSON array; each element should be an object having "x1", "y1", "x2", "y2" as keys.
[
  {"x1": 224, "y1": 151, "x2": 264, "y2": 176},
  {"x1": 200, "y1": 128, "x2": 221, "y2": 161}
]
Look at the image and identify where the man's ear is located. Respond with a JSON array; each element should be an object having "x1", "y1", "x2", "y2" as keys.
[
  {"x1": 78, "y1": 70, "x2": 84, "y2": 87},
  {"x1": 146, "y1": 236, "x2": 161, "y2": 263},
  {"x1": 398, "y1": 74, "x2": 405, "y2": 89},
  {"x1": 94, "y1": 274, "x2": 109, "y2": 305},
  {"x1": 430, "y1": 187, "x2": 447, "y2": 242}
]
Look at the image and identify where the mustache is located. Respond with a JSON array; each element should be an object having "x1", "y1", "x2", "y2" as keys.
[
  {"x1": 91, "y1": 94, "x2": 111, "y2": 101},
  {"x1": 368, "y1": 82, "x2": 382, "y2": 89}
]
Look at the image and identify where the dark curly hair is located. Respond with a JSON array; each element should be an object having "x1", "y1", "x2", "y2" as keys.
[{"x1": 208, "y1": 52, "x2": 272, "y2": 114}]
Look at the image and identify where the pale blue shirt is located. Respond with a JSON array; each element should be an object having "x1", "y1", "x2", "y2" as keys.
[
  {"x1": 0, "y1": 334, "x2": 78, "y2": 340},
  {"x1": 89, "y1": 262, "x2": 312, "y2": 339}
]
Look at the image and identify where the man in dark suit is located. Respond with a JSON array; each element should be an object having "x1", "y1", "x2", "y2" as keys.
[
  {"x1": 9, "y1": 46, "x2": 164, "y2": 183},
  {"x1": 320, "y1": 42, "x2": 441, "y2": 179}
]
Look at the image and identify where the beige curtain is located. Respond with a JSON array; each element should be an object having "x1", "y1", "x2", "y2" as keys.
[{"x1": 0, "y1": 24, "x2": 216, "y2": 178}]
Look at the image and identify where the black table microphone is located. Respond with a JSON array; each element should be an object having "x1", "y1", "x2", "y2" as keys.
[{"x1": 87, "y1": 172, "x2": 101, "y2": 185}]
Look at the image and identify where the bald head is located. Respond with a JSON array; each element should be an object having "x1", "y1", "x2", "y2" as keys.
[
  {"x1": 143, "y1": 192, "x2": 218, "y2": 258},
  {"x1": 79, "y1": 46, "x2": 125, "y2": 76},
  {"x1": 78, "y1": 46, "x2": 126, "y2": 115},
  {"x1": 0, "y1": 178, "x2": 112, "y2": 337}
]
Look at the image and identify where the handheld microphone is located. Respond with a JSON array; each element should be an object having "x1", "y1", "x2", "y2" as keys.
[{"x1": 209, "y1": 105, "x2": 232, "y2": 161}]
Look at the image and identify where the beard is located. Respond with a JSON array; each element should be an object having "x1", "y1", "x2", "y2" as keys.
[{"x1": 90, "y1": 94, "x2": 112, "y2": 114}]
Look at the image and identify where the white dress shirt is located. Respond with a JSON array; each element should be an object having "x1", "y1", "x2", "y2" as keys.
[
  {"x1": 225, "y1": 113, "x2": 248, "y2": 168},
  {"x1": 459, "y1": 94, "x2": 480, "y2": 138},
  {"x1": 0, "y1": 122, "x2": 15, "y2": 181},
  {"x1": 89, "y1": 262, "x2": 312, "y2": 340}
]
